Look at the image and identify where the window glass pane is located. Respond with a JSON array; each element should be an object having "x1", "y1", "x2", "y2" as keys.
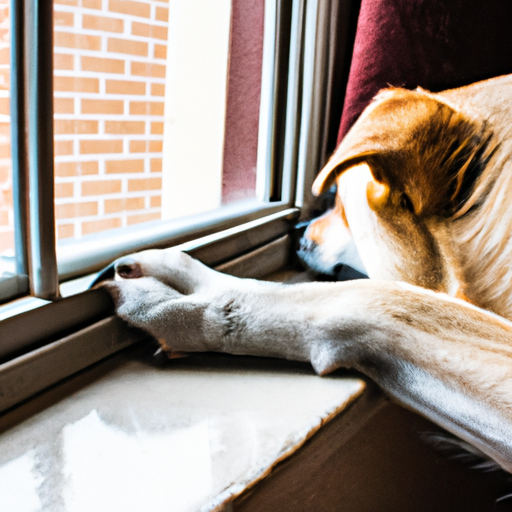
[
  {"x1": 53, "y1": 0, "x2": 264, "y2": 248},
  {"x1": 0, "y1": 0, "x2": 13, "y2": 276}
]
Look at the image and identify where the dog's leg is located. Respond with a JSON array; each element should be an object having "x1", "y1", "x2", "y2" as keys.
[{"x1": 104, "y1": 251, "x2": 512, "y2": 473}]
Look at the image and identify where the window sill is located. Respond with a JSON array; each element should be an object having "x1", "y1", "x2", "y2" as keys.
[
  {"x1": 0, "y1": 347, "x2": 368, "y2": 512},
  {"x1": 0, "y1": 231, "x2": 376, "y2": 512}
]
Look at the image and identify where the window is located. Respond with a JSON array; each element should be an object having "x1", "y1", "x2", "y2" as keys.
[
  {"x1": 52, "y1": 0, "x2": 280, "y2": 281},
  {"x1": 0, "y1": 0, "x2": 349, "y2": 412}
]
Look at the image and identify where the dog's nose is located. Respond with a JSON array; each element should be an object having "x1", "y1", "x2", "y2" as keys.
[
  {"x1": 299, "y1": 237, "x2": 316, "y2": 253},
  {"x1": 115, "y1": 257, "x2": 144, "y2": 279}
]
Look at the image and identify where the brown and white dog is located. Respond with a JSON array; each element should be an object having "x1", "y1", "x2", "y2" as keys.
[{"x1": 100, "y1": 75, "x2": 512, "y2": 473}]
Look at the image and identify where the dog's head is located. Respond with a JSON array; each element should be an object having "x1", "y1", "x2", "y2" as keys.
[{"x1": 301, "y1": 87, "x2": 493, "y2": 294}]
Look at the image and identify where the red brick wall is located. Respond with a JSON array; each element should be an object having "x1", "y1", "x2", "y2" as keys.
[
  {"x1": 53, "y1": 0, "x2": 168, "y2": 242},
  {"x1": 0, "y1": 0, "x2": 11, "y2": 256}
]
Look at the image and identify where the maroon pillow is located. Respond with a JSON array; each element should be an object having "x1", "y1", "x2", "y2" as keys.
[{"x1": 338, "y1": 0, "x2": 512, "y2": 142}]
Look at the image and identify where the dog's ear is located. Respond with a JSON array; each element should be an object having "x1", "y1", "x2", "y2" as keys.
[
  {"x1": 312, "y1": 88, "x2": 417, "y2": 196},
  {"x1": 313, "y1": 88, "x2": 493, "y2": 218}
]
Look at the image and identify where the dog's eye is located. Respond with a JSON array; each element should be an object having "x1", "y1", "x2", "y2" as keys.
[{"x1": 400, "y1": 193, "x2": 415, "y2": 213}]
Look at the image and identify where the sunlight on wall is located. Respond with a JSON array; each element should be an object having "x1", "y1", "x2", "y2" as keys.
[{"x1": 161, "y1": 0, "x2": 232, "y2": 219}]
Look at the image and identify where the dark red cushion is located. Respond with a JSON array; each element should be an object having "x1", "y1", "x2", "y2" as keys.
[{"x1": 338, "y1": 0, "x2": 512, "y2": 142}]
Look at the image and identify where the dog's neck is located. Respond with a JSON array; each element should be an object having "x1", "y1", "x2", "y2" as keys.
[
  {"x1": 411, "y1": 79, "x2": 512, "y2": 318},
  {"x1": 448, "y1": 165, "x2": 512, "y2": 320},
  {"x1": 437, "y1": 79, "x2": 512, "y2": 318}
]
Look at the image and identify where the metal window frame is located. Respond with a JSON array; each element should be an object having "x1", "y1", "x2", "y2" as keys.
[
  {"x1": 1, "y1": 0, "x2": 295, "y2": 303},
  {"x1": 257, "y1": 0, "x2": 294, "y2": 202},
  {"x1": 1, "y1": 0, "x2": 59, "y2": 303},
  {"x1": 272, "y1": 0, "x2": 361, "y2": 216},
  {"x1": 295, "y1": 0, "x2": 332, "y2": 210},
  {"x1": 26, "y1": 0, "x2": 59, "y2": 300},
  {"x1": 2, "y1": 0, "x2": 357, "y2": 302}
]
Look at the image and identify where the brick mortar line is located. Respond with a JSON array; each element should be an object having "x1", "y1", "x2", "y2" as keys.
[
  {"x1": 54, "y1": 114, "x2": 165, "y2": 120},
  {"x1": 56, "y1": 207, "x2": 162, "y2": 220},
  {"x1": 54, "y1": 151, "x2": 164, "y2": 160},
  {"x1": 61, "y1": 161, "x2": 163, "y2": 168},
  {"x1": 54, "y1": 31, "x2": 170, "y2": 44},
  {"x1": 54, "y1": 94, "x2": 166, "y2": 102},
  {"x1": 54, "y1": 58, "x2": 168, "y2": 68},
  {"x1": 54, "y1": 56, "x2": 168, "y2": 65},
  {"x1": 75, "y1": 185, "x2": 162, "y2": 193},
  {"x1": 54, "y1": 135, "x2": 164, "y2": 140},
  {"x1": 56, "y1": 170, "x2": 164, "y2": 179},
  {"x1": 54, "y1": 3, "x2": 170, "y2": 16}
]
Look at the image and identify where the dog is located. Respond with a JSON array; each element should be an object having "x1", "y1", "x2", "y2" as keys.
[{"x1": 98, "y1": 74, "x2": 512, "y2": 474}]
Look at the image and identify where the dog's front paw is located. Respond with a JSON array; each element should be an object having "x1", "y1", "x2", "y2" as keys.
[
  {"x1": 97, "y1": 249, "x2": 249, "y2": 356},
  {"x1": 104, "y1": 275, "x2": 219, "y2": 354},
  {"x1": 104, "y1": 276, "x2": 181, "y2": 328}
]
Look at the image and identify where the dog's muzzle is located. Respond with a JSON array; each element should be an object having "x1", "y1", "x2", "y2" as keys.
[{"x1": 296, "y1": 220, "x2": 368, "y2": 282}]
